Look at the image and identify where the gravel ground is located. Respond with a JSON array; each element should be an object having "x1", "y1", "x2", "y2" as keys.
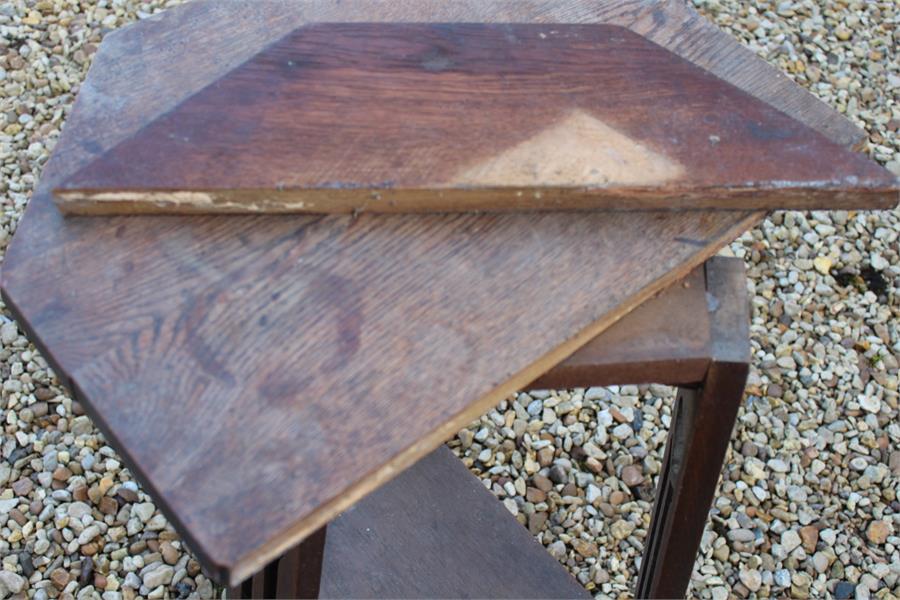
[{"x1": 0, "y1": 1, "x2": 897, "y2": 599}]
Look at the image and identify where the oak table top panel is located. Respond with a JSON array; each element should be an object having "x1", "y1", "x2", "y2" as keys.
[{"x1": 54, "y1": 22, "x2": 896, "y2": 214}]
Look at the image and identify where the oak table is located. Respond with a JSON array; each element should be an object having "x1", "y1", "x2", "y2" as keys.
[
  {"x1": 0, "y1": 0, "x2": 881, "y2": 598},
  {"x1": 226, "y1": 256, "x2": 748, "y2": 599}
]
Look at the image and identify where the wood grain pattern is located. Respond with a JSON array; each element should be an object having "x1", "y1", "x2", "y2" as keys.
[
  {"x1": 0, "y1": 0, "x2": 866, "y2": 586},
  {"x1": 54, "y1": 22, "x2": 897, "y2": 214}
]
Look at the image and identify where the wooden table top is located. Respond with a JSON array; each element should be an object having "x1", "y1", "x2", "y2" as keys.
[
  {"x1": 54, "y1": 22, "x2": 895, "y2": 215},
  {"x1": 1, "y1": 0, "x2": 867, "y2": 585}
]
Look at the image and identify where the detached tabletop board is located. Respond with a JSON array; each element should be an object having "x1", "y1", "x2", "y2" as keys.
[
  {"x1": 53, "y1": 22, "x2": 896, "y2": 215},
  {"x1": 1, "y1": 0, "x2": 869, "y2": 587}
]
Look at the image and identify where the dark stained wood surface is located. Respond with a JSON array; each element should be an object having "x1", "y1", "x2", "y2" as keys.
[
  {"x1": 0, "y1": 0, "x2": 867, "y2": 586},
  {"x1": 636, "y1": 257, "x2": 750, "y2": 599},
  {"x1": 320, "y1": 446, "x2": 590, "y2": 598},
  {"x1": 530, "y1": 265, "x2": 712, "y2": 389},
  {"x1": 55, "y1": 23, "x2": 896, "y2": 215}
]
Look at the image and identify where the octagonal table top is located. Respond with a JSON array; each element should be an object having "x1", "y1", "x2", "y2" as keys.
[{"x1": 1, "y1": 0, "x2": 870, "y2": 585}]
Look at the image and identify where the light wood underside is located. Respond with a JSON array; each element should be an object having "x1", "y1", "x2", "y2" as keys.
[{"x1": 54, "y1": 23, "x2": 897, "y2": 215}]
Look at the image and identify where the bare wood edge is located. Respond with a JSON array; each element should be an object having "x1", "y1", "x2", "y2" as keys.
[
  {"x1": 218, "y1": 210, "x2": 765, "y2": 585},
  {"x1": 54, "y1": 185, "x2": 899, "y2": 215}
]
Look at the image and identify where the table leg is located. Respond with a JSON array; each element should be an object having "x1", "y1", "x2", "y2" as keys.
[
  {"x1": 228, "y1": 525, "x2": 328, "y2": 599},
  {"x1": 635, "y1": 257, "x2": 750, "y2": 599}
]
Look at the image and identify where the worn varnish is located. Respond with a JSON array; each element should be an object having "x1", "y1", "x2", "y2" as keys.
[
  {"x1": 54, "y1": 23, "x2": 897, "y2": 214},
  {"x1": 0, "y1": 0, "x2": 868, "y2": 586}
]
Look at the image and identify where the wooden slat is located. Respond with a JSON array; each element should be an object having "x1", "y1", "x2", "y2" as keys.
[
  {"x1": 0, "y1": 0, "x2": 865, "y2": 585},
  {"x1": 319, "y1": 446, "x2": 590, "y2": 599},
  {"x1": 530, "y1": 265, "x2": 711, "y2": 389},
  {"x1": 54, "y1": 23, "x2": 896, "y2": 215}
]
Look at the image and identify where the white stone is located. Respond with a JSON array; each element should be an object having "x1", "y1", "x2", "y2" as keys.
[
  {"x1": 781, "y1": 529, "x2": 802, "y2": 553},
  {"x1": 739, "y1": 569, "x2": 762, "y2": 592},
  {"x1": 767, "y1": 458, "x2": 789, "y2": 473},
  {"x1": 586, "y1": 484, "x2": 602, "y2": 504},
  {"x1": 859, "y1": 395, "x2": 881, "y2": 413},
  {"x1": 142, "y1": 565, "x2": 174, "y2": 589},
  {"x1": 0, "y1": 571, "x2": 25, "y2": 595}
]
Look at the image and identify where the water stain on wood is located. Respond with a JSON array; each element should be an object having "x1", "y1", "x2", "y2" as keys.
[{"x1": 452, "y1": 110, "x2": 685, "y2": 187}]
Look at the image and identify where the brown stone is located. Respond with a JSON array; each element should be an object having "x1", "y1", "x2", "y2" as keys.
[
  {"x1": 799, "y1": 525, "x2": 819, "y2": 553},
  {"x1": 560, "y1": 482, "x2": 577, "y2": 498},
  {"x1": 610, "y1": 407, "x2": 629, "y2": 423},
  {"x1": 73, "y1": 485, "x2": 89, "y2": 502},
  {"x1": 81, "y1": 542, "x2": 99, "y2": 556},
  {"x1": 98, "y1": 496, "x2": 118, "y2": 515},
  {"x1": 50, "y1": 568, "x2": 70, "y2": 590},
  {"x1": 867, "y1": 520, "x2": 891, "y2": 545},
  {"x1": 599, "y1": 503, "x2": 615, "y2": 518},
  {"x1": 585, "y1": 457, "x2": 603, "y2": 474},
  {"x1": 532, "y1": 474, "x2": 553, "y2": 493},
  {"x1": 53, "y1": 466, "x2": 72, "y2": 481},
  {"x1": 161, "y1": 541, "x2": 179, "y2": 565},
  {"x1": 12, "y1": 478, "x2": 33, "y2": 496},
  {"x1": 526, "y1": 487, "x2": 546, "y2": 504},
  {"x1": 609, "y1": 491, "x2": 627, "y2": 506},
  {"x1": 87, "y1": 485, "x2": 103, "y2": 504},
  {"x1": 571, "y1": 538, "x2": 599, "y2": 558},
  {"x1": 8, "y1": 508, "x2": 27, "y2": 526},
  {"x1": 34, "y1": 387, "x2": 54, "y2": 401},
  {"x1": 94, "y1": 574, "x2": 107, "y2": 590},
  {"x1": 31, "y1": 402, "x2": 49, "y2": 417},
  {"x1": 116, "y1": 488, "x2": 140, "y2": 504},
  {"x1": 537, "y1": 447, "x2": 554, "y2": 467},
  {"x1": 621, "y1": 465, "x2": 644, "y2": 487},
  {"x1": 528, "y1": 511, "x2": 548, "y2": 535},
  {"x1": 29, "y1": 500, "x2": 42, "y2": 515},
  {"x1": 186, "y1": 559, "x2": 201, "y2": 577}
]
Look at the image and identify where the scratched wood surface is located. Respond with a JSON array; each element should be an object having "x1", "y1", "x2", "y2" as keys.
[
  {"x1": 1, "y1": 0, "x2": 867, "y2": 586},
  {"x1": 54, "y1": 22, "x2": 896, "y2": 215}
]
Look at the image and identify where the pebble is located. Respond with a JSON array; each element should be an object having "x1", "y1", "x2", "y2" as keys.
[
  {"x1": 812, "y1": 552, "x2": 830, "y2": 573},
  {"x1": 0, "y1": 571, "x2": 25, "y2": 595},
  {"x1": 739, "y1": 568, "x2": 761, "y2": 592},
  {"x1": 142, "y1": 565, "x2": 175, "y2": 589},
  {"x1": 781, "y1": 529, "x2": 802, "y2": 553},
  {"x1": 834, "y1": 581, "x2": 855, "y2": 599},
  {"x1": 866, "y1": 520, "x2": 891, "y2": 545},
  {"x1": 610, "y1": 521, "x2": 635, "y2": 541},
  {"x1": 728, "y1": 528, "x2": 755, "y2": 543},
  {"x1": 620, "y1": 465, "x2": 644, "y2": 487},
  {"x1": 859, "y1": 395, "x2": 881, "y2": 413},
  {"x1": 547, "y1": 541, "x2": 566, "y2": 561},
  {"x1": 767, "y1": 458, "x2": 789, "y2": 473},
  {"x1": 774, "y1": 569, "x2": 791, "y2": 588},
  {"x1": 547, "y1": 465, "x2": 567, "y2": 485},
  {"x1": 799, "y1": 525, "x2": 818, "y2": 553},
  {"x1": 50, "y1": 568, "x2": 70, "y2": 590}
]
